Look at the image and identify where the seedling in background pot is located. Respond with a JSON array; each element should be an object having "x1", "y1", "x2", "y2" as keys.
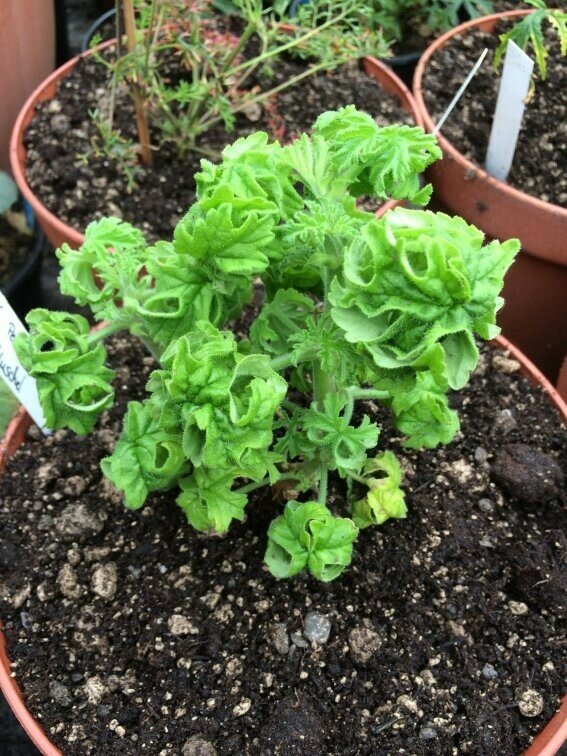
[
  {"x1": 494, "y1": 0, "x2": 567, "y2": 82},
  {"x1": 14, "y1": 108, "x2": 520, "y2": 581},
  {"x1": 86, "y1": 0, "x2": 387, "y2": 186}
]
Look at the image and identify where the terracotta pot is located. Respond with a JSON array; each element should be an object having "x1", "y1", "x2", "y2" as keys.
[
  {"x1": 1, "y1": 334, "x2": 566, "y2": 755},
  {"x1": 10, "y1": 37, "x2": 422, "y2": 251},
  {"x1": 413, "y1": 10, "x2": 567, "y2": 384},
  {"x1": 0, "y1": 1, "x2": 55, "y2": 173},
  {"x1": 557, "y1": 355, "x2": 567, "y2": 403}
]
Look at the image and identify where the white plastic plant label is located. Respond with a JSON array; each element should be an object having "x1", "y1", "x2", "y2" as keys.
[
  {"x1": 485, "y1": 40, "x2": 534, "y2": 181},
  {"x1": 0, "y1": 292, "x2": 49, "y2": 433}
]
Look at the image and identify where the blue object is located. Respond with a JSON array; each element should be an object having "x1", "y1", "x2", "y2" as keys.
[
  {"x1": 23, "y1": 199, "x2": 35, "y2": 232},
  {"x1": 289, "y1": 0, "x2": 312, "y2": 16}
]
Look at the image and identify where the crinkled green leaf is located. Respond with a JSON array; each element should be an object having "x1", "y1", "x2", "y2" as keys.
[
  {"x1": 196, "y1": 132, "x2": 302, "y2": 219},
  {"x1": 177, "y1": 467, "x2": 247, "y2": 533},
  {"x1": 147, "y1": 323, "x2": 287, "y2": 473},
  {"x1": 141, "y1": 241, "x2": 250, "y2": 347},
  {"x1": 392, "y1": 373, "x2": 460, "y2": 448},
  {"x1": 15, "y1": 310, "x2": 115, "y2": 434},
  {"x1": 57, "y1": 218, "x2": 149, "y2": 322},
  {"x1": 265, "y1": 501, "x2": 358, "y2": 581},
  {"x1": 330, "y1": 209, "x2": 519, "y2": 380},
  {"x1": 250, "y1": 289, "x2": 314, "y2": 357},
  {"x1": 289, "y1": 312, "x2": 363, "y2": 385},
  {"x1": 305, "y1": 394, "x2": 379, "y2": 476},
  {"x1": 174, "y1": 202, "x2": 276, "y2": 275},
  {"x1": 101, "y1": 399, "x2": 188, "y2": 509},
  {"x1": 314, "y1": 106, "x2": 442, "y2": 203},
  {"x1": 351, "y1": 451, "x2": 407, "y2": 528}
]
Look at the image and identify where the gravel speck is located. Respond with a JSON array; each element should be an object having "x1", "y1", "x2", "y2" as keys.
[
  {"x1": 182, "y1": 735, "x2": 218, "y2": 755},
  {"x1": 304, "y1": 612, "x2": 332, "y2": 644},
  {"x1": 349, "y1": 623, "x2": 382, "y2": 663},
  {"x1": 269, "y1": 622, "x2": 290, "y2": 655},
  {"x1": 419, "y1": 726, "x2": 438, "y2": 741},
  {"x1": 49, "y1": 680, "x2": 72, "y2": 706},
  {"x1": 91, "y1": 562, "x2": 117, "y2": 601},
  {"x1": 482, "y1": 663, "x2": 499, "y2": 680},
  {"x1": 518, "y1": 689, "x2": 544, "y2": 717}
]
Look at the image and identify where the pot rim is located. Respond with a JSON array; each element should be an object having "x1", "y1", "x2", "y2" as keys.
[
  {"x1": 0, "y1": 334, "x2": 565, "y2": 756},
  {"x1": 413, "y1": 9, "x2": 567, "y2": 222},
  {"x1": 10, "y1": 35, "x2": 421, "y2": 251}
]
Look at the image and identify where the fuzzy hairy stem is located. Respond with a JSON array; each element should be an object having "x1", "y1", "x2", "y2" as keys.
[
  {"x1": 317, "y1": 463, "x2": 329, "y2": 504},
  {"x1": 237, "y1": 471, "x2": 300, "y2": 495}
]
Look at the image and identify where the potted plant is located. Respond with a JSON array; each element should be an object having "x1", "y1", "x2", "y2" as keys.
[
  {"x1": 0, "y1": 107, "x2": 565, "y2": 754},
  {"x1": 367, "y1": 0, "x2": 496, "y2": 84},
  {"x1": 413, "y1": 4, "x2": 567, "y2": 384},
  {"x1": 10, "y1": 0, "x2": 422, "y2": 250}
]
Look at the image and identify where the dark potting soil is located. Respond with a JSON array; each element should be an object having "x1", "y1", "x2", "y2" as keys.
[
  {"x1": 24, "y1": 51, "x2": 410, "y2": 244},
  {"x1": 0, "y1": 332, "x2": 566, "y2": 755},
  {"x1": 0, "y1": 217, "x2": 33, "y2": 289},
  {"x1": 422, "y1": 21, "x2": 567, "y2": 208}
]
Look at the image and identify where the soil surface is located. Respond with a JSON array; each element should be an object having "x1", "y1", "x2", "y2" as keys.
[
  {"x1": 24, "y1": 48, "x2": 410, "y2": 244},
  {"x1": 0, "y1": 331, "x2": 565, "y2": 755},
  {"x1": 422, "y1": 19, "x2": 567, "y2": 207}
]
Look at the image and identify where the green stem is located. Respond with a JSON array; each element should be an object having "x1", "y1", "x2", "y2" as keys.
[
  {"x1": 144, "y1": 0, "x2": 158, "y2": 77},
  {"x1": 220, "y1": 19, "x2": 258, "y2": 75},
  {"x1": 318, "y1": 463, "x2": 328, "y2": 505},
  {"x1": 346, "y1": 470, "x2": 368, "y2": 486},
  {"x1": 224, "y1": 9, "x2": 350, "y2": 78},
  {"x1": 138, "y1": 334, "x2": 163, "y2": 363},
  {"x1": 199, "y1": 60, "x2": 330, "y2": 132},
  {"x1": 237, "y1": 471, "x2": 300, "y2": 495},
  {"x1": 343, "y1": 391, "x2": 355, "y2": 426},
  {"x1": 350, "y1": 388, "x2": 390, "y2": 401},
  {"x1": 312, "y1": 359, "x2": 335, "y2": 410},
  {"x1": 87, "y1": 322, "x2": 125, "y2": 345},
  {"x1": 270, "y1": 353, "x2": 295, "y2": 372}
]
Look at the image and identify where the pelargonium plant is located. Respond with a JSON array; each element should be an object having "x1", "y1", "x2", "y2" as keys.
[{"x1": 16, "y1": 107, "x2": 519, "y2": 581}]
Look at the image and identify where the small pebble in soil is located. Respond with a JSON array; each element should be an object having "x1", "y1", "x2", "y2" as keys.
[
  {"x1": 232, "y1": 697, "x2": 252, "y2": 717},
  {"x1": 84, "y1": 676, "x2": 106, "y2": 705},
  {"x1": 482, "y1": 663, "x2": 499, "y2": 681},
  {"x1": 290, "y1": 631, "x2": 309, "y2": 649},
  {"x1": 494, "y1": 409, "x2": 518, "y2": 434},
  {"x1": 518, "y1": 690, "x2": 545, "y2": 718},
  {"x1": 478, "y1": 498, "x2": 494, "y2": 513},
  {"x1": 474, "y1": 446, "x2": 489, "y2": 464},
  {"x1": 304, "y1": 612, "x2": 332, "y2": 644},
  {"x1": 419, "y1": 725, "x2": 438, "y2": 741},
  {"x1": 182, "y1": 735, "x2": 218, "y2": 756},
  {"x1": 168, "y1": 614, "x2": 199, "y2": 636},
  {"x1": 57, "y1": 563, "x2": 83, "y2": 599},
  {"x1": 269, "y1": 622, "x2": 290, "y2": 655},
  {"x1": 508, "y1": 601, "x2": 529, "y2": 616},
  {"x1": 348, "y1": 623, "x2": 382, "y2": 664},
  {"x1": 49, "y1": 680, "x2": 72, "y2": 706},
  {"x1": 55, "y1": 502, "x2": 105, "y2": 542},
  {"x1": 492, "y1": 354, "x2": 521, "y2": 374},
  {"x1": 90, "y1": 562, "x2": 118, "y2": 601}
]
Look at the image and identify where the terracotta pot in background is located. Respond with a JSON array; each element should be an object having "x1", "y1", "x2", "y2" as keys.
[
  {"x1": 11, "y1": 37, "x2": 423, "y2": 251},
  {"x1": 413, "y1": 10, "x2": 567, "y2": 384},
  {"x1": 0, "y1": 1, "x2": 55, "y2": 173},
  {"x1": 557, "y1": 355, "x2": 567, "y2": 403},
  {"x1": 1, "y1": 336, "x2": 566, "y2": 755}
]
